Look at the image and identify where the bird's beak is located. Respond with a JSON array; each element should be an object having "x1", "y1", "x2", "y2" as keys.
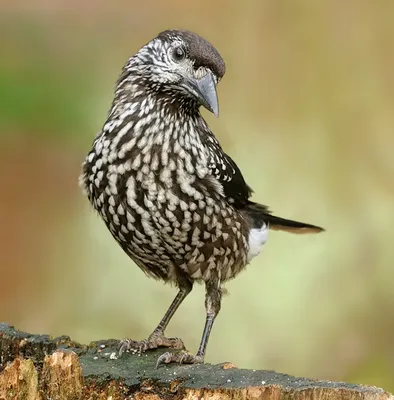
[{"x1": 187, "y1": 70, "x2": 219, "y2": 117}]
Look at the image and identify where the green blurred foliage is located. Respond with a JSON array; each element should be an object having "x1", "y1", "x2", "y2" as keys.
[{"x1": 0, "y1": 0, "x2": 393, "y2": 392}]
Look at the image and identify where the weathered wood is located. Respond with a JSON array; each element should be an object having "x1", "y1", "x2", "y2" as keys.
[{"x1": 0, "y1": 323, "x2": 392, "y2": 400}]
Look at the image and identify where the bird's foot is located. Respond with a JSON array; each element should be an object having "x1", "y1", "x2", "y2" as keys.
[
  {"x1": 156, "y1": 350, "x2": 204, "y2": 368},
  {"x1": 118, "y1": 332, "x2": 185, "y2": 357}
]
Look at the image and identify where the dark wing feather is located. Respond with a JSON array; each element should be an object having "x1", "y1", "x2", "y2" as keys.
[{"x1": 206, "y1": 136, "x2": 253, "y2": 208}]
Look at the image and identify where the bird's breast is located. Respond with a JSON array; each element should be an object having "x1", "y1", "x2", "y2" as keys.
[{"x1": 81, "y1": 125, "x2": 254, "y2": 283}]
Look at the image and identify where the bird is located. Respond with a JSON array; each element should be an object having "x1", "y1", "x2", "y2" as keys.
[{"x1": 79, "y1": 29, "x2": 324, "y2": 367}]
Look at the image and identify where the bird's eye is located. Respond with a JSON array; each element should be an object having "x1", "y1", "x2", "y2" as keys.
[{"x1": 172, "y1": 46, "x2": 186, "y2": 62}]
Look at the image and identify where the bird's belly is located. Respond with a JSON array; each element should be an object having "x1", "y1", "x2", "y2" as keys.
[
  {"x1": 147, "y1": 188, "x2": 251, "y2": 283},
  {"x1": 86, "y1": 167, "x2": 251, "y2": 283}
]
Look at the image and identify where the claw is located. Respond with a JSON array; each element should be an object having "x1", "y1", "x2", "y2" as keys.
[
  {"x1": 118, "y1": 334, "x2": 185, "y2": 358},
  {"x1": 156, "y1": 351, "x2": 172, "y2": 369},
  {"x1": 118, "y1": 339, "x2": 139, "y2": 357},
  {"x1": 118, "y1": 339, "x2": 128, "y2": 357},
  {"x1": 156, "y1": 350, "x2": 204, "y2": 368}
]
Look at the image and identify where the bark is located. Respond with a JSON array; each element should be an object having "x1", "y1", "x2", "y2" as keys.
[{"x1": 0, "y1": 323, "x2": 392, "y2": 400}]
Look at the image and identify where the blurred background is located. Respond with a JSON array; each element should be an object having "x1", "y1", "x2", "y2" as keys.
[{"x1": 1, "y1": 0, "x2": 393, "y2": 391}]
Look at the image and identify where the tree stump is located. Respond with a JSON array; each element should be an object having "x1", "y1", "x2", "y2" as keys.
[{"x1": 0, "y1": 323, "x2": 392, "y2": 400}]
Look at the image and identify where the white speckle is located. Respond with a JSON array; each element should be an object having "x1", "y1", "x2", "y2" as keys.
[
  {"x1": 100, "y1": 344, "x2": 106, "y2": 349},
  {"x1": 191, "y1": 227, "x2": 201, "y2": 245},
  {"x1": 131, "y1": 153, "x2": 141, "y2": 169},
  {"x1": 141, "y1": 218, "x2": 156, "y2": 237},
  {"x1": 197, "y1": 253, "x2": 205, "y2": 263},
  {"x1": 110, "y1": 352, "x2": 118, "y2": 360},
  {"x1": 94, "y1": 139, "x2": 103, "y2": 154},
  {"x1": 227, "y1": 379, "x2": 231, "y2": 383},
  {"x1": 93, "y1": 356, "x2": 98, "y2": 360},
  {"x1": 191, "y1": 268, "x2": 202, "y2": 279},
  {"x1": 88, "y1": 153, "x2": 95, "y2": 163},
  {"x1": 141, "y1": 163, "x2": 150, "y2": 175},
  {"x1": 108, "y1": 196, "x2": 116, "y2": 206},
  {"x1": 179, "y1": 200, "x2": 188, "y2": 211},
  {"x1": 160, "y1": 168, "x2": 172, "y2": 185},
  {"x1": 151, "y1": 153, "x2": 159, "y2": 170},
  {"x1": 126, "y1": 176, "x2": 136, "y2": 202},
  {"x1": 161, "y1": 148, "x2": 169, "y2": 166},
  {"x1": 95, "y1": 159, "x2": 103, "y2": 169},
  {"x1": 126, "y1": 210, "x2": 135, "y2": 224},
  {"x1": 108, "y1": 173, "x2": 118, "y2": 195},
  {"x1": 143, "y1": 152, "x2": 151, "y2": 164},
  {"x1": 205, "y1": 206, "x2": 213, "y2": 216},
  {"x1": 261, "y1": 380, "x2": 266, "y2": 385}
]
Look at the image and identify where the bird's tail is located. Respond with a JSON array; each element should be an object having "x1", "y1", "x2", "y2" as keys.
[
  {"x1": 243, "y1": 202, "x2": 324, "y2": 234},
  {"x1": 264, "y1": 214, "x2": 324, "y2": 234}
]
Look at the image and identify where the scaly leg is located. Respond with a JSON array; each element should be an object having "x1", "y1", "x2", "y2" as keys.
[
  {"x1": 119, "y1": 279, "x2": 192, "y2": 356},
  {"x1": 156, "y1": 279, "x2": 222, "y2": 367}
]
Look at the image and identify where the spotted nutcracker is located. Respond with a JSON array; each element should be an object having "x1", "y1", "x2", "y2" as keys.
[{"x1": 80, "y1": 29, "x2": 324, "y2": 367}]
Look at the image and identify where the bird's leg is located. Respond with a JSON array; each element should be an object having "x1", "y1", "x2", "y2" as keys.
[
  {"x1": 119, "y1": 280, "x2": 192, "y2": 356},
  {"x1": 156, "y1": 279, "x2": 222, "y2": 367}
]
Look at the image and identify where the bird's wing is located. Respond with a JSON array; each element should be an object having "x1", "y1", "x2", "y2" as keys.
[{"x1": 205, "y1": 136, "x2": 253, "y2": 208}]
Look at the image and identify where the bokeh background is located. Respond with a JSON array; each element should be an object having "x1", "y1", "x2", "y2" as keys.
[{"x1": 1, "y1": 0, "x2": 393, "y2": 391}]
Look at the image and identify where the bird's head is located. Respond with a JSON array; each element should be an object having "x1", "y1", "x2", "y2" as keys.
[{"x1": 123, "y1": 30, "x2": 226, "y2": 117}]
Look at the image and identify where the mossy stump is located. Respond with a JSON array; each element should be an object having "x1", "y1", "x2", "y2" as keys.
[{"x1": 0, "y1": 323, "x2": 392, "y2": 400}]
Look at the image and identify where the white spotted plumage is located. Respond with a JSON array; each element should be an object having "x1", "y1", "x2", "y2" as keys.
[{"x1": 79, "y1": 31, "x2": 322, "y2": 366}]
